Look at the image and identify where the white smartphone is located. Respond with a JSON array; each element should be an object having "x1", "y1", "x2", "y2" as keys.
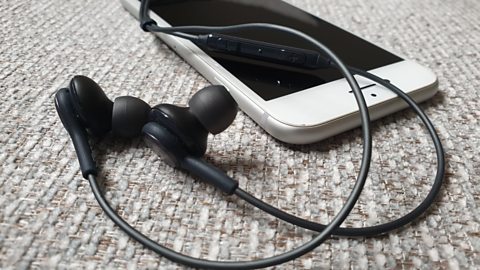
[{"x1": 120, "y1": 0, "x2": 438, "y2": 144}]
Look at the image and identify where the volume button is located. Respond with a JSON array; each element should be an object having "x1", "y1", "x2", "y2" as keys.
[{"x1": 226, "y1": 40, "x2": 239, "y2": 52}]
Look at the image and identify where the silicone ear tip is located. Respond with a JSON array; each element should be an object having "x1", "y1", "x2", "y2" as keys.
[
  {"x1": 188, "y1": 85, "x2": 238, "y2": 134},
  {"x1": 112, "y1": 96, "x2": 151, "y2": 138},
  {"x1": 69, "y1": 75, "x2": 113, "y2": 136}
]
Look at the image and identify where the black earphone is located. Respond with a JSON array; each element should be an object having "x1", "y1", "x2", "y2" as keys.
[
  {"x1": 56, "y1": 75, "x2": 240, "y2": 194},
  {"x1": 54, "y1": 0, "x2": 445, "y2": 268}
]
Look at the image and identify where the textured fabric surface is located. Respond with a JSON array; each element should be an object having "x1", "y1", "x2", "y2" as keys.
[{"x1": 1, "y1": 0, "x2": 479, "y2": 269}]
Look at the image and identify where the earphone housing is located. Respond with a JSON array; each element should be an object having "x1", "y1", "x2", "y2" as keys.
[{"x1": 150, "y1": 104, "x2": 209, "y2": 157}]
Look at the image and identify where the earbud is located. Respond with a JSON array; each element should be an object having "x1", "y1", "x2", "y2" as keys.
[
  {"x1": 55, "y1": 75, "x2": 239, "y2": 189},
  {"x1": 55, "y1": 75, "x2": 152, "y2": 178},
  {"x1": 146, "y1": 85, "x2": 238, "y2": 157},
  {"x1": 141, "y1": 85, "x2": 239, "y2": 194},
  {"x1": 55, "y1": 76, "x2": 116, "y2": 178}
]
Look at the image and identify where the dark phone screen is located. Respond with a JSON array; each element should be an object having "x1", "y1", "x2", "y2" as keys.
[{"x1": 149, "y1": 0, "x2": 402, "y2": 100}]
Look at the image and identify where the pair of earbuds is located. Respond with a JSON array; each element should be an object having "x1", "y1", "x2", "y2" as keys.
[
  {"x1": 55, "y1": 75, "x2": 239, "y2": 194},
  {"x1": 54, "y1": 73, "x2": 444, "y2": 269}
]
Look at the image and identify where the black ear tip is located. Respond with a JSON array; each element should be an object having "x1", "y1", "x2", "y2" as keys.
[
  {"x1": 112, "y1": 96, "x2": 151, "y2": 138},
  {"x1": 188, "y1": 85, "x2": 238, "y2": 134}
]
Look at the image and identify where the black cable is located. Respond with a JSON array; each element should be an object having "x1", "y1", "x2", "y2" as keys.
[
  {"x1": 139, "y1": 1, "x2": 198, "y2": 41},
  {"x1": 86, "y1": 1, "x2": 374, "y2": 268},
  {"x1": 162, "y1": 31, "x2": 199, "y2": 41},
  {"x1": 235, "y1": 68, "x2": 445, "y2": 236}
]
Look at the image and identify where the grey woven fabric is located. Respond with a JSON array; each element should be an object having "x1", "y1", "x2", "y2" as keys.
[{"x1": 1, "y1": 0, "x2": 479, "y2": 269}]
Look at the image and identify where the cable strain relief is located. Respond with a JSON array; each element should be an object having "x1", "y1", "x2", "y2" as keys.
[
  {"x1": 82, "y1": 169, "x2": 98, "y2": 180},
  {"x1": 140, "y1": 19, "x2": 157, "y2": 32}
]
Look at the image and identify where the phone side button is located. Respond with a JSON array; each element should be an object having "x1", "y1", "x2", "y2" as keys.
[{"x1": 260, "y1": 111, "x2": 270, "y2": 127}]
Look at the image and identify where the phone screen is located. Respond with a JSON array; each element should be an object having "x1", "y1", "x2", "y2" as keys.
[{"x1": 149, "y1": 0, "x2": 402, "y2": 101}]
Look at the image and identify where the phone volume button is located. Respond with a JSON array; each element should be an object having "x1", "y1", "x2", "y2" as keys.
[
  {"x1": 286, "y1": 52, "x2": 305, "y2": 64},
  {"x1": 226, "y1": 40, "x2": 238, "y2": 52}
]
